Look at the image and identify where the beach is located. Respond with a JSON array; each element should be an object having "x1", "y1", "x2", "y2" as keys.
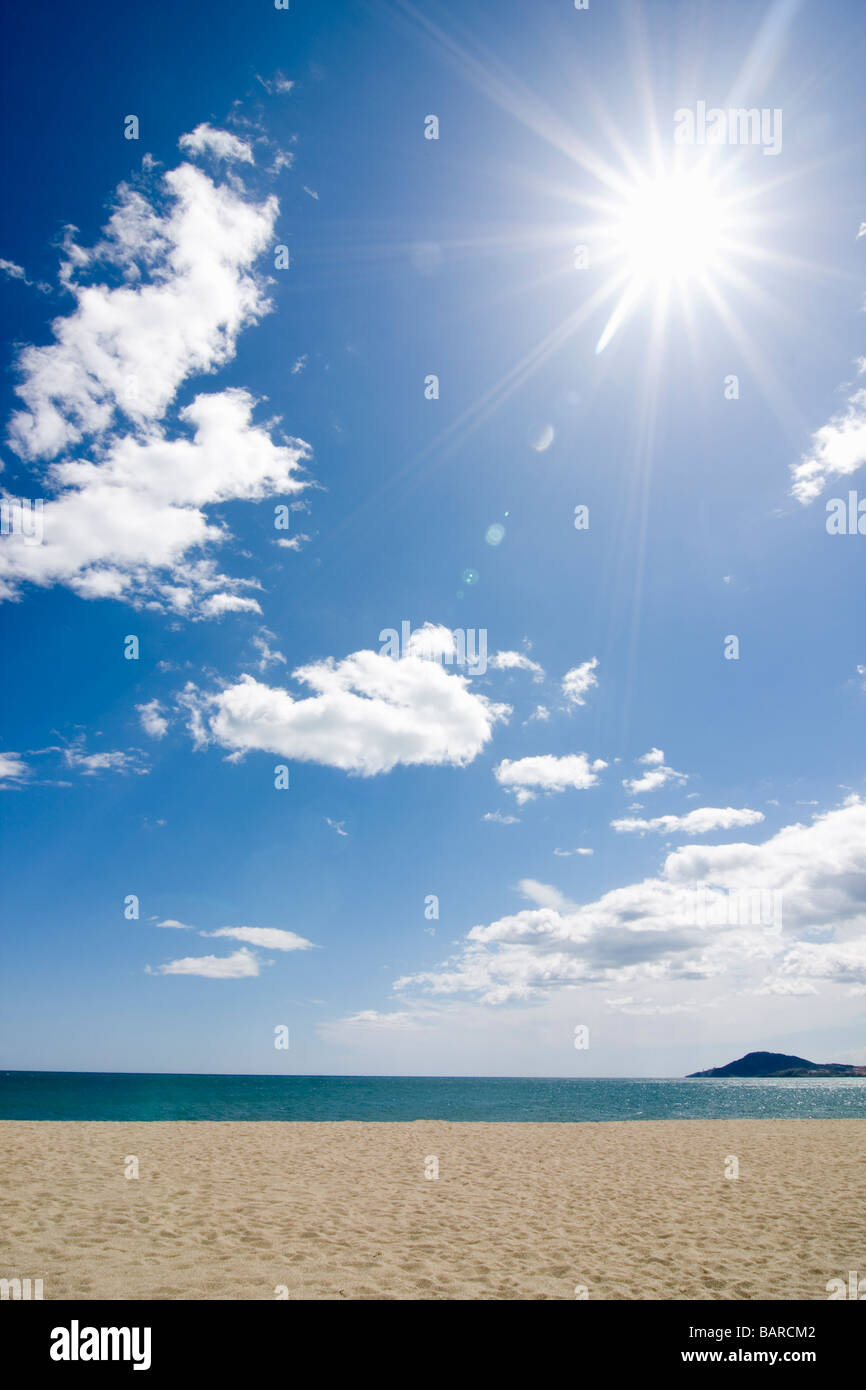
[{"x1": 2, "y1": 1118, "x2": 863, "y2": 1300}]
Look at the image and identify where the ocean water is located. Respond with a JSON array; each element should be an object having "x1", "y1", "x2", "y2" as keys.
[{"x1": 2, "y1": 1071, "x2": 866, "y2": 1122}]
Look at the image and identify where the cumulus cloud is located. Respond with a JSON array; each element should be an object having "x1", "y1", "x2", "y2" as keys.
[
  {"x1": 553, "y1": 846, "x2": 594, "y2": 857},
  {"x1": 205, "y1": 926, "x2": 315, "y2": 951},
  {"x1": 483, "y1": 810, "x2": 520, "y2": 824},
  {"x1": 178, "y1": 124, "x2": 254, "y2": 164},
  {"x1": 561, "y1": 657, "x2": 598, "y2": 706},
  {"x1": 790, "y1": 376, "x2": 866, "y2": 504},
  {"x1": 611, "y1": 807, "x2": 764, "y2": 836},
  {"x1": 137, "y1": 699, "x2": 169, "y2": 740},
  {"x1": 494, "y1": 752, "x2": 606, "y2": 804},
  {"x1": 179, "y1": 647, "x2": 510, "y2": 775},
  {"x1": 0, "y1": 388, "x2": 309, "y2": 614},
  {"x1": 148, "y1": 947, "x2": 260, "y2": 979},
  {"x1": 8, "y1": 162, "x2": 278, "y2": 459},
  {"x1": 789, "y1": 225, "x2": 866, "y2": 502},
  {"x1": 404, "y1": 622, "x2": 458, "y2": 662},
  {"x1": 1, "y1": 149, "x2": 310, "y2": 618},
  {"x1": 638, "y1": 747, "x2": 665, "y2": 766},
  {"x1": 760, "y1": 940, "x2": 866, "y2": 995},
  {"x1": 156, "y1": 918, "x2": 194, "y2": 930},
  {"x1": 395, "y1": 798, "x2": 866, "y2": 1006},
  {"x1": 622, "y1": 749, "x2": 688, "y2": 796}
]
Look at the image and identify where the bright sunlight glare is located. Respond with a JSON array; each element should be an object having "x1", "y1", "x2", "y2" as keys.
[
  {"x1": 594, "y1": 168, "x2": 738, "y2": 354},
  {"x1": 614, "y1": 171, "x2": 727, "y2": 285}
]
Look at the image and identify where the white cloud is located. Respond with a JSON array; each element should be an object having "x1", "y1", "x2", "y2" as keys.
[
  {"x1": 790, "y1": 375, "x2": 866, "y2": 503},
  {"x1": 137, "y1": 699, "x2": 169, "y2": 740},
  {"x1": 524, "y1": 705, "x2": 550, "y2": 724},
  {"x1": 762, "y1": 940, "x2": 866, "y2": 991},
  {"x1": 149, "y1": 947, "x2": 260, "y2": 978},
  {"x1": 1, "y1": 152, "x2": 312, "y2": 618},
  {"x1": 303, "y1": 186, "x2": 319, "y2": 200},
  {"x1": 405, "y1": 622, "x2": 457, "y2": 662},
  {"x1": 611, "y1": 807, "x2": 765, "y2": 836},
  {"x1": 0, "y1": 258, "x2": 50, "y2": 293},
  {"x1": 156, "y1": 918, "x2": 194, "y2": 930},
  {"x1": 0, "y1": 257, "x2": 28, "y2": 282},
  {"x1": 517, "y1": 879, "x2": 575, "y2": 911},
  {"x1": 180, "y1": 647, "x2": 510, "y2": 775},
  {"x1": 553, "y1": 846, "x2": 594, "y2": 857},
  {"x1": 395, "y1": 798, "x2": 866, "y2": 1006},
  {"x1": 59, "y1": 741, "x2": 148, "y2": 776},
  {"x1": 291, "y1": 354, "x2": 308, "y2": 374},
  {"x1": 494, "y1": 752, "x2": 606, "y2": 804},
  {"x1": 0, "y1": 752, "x2": 28, "y2": 783},
  {"x1": 8, "y1": 162, "x2": 278, "y2": 459},
  {"x1": 483, "y1": 810, "x2": 520, "y2": 824},
  {"x1": 325, "y1": 817, "x2": 348, "y2": 836},
  {"x1": 257, "y1": 73, "x2": 295, "y2": 96},
  {"x1": 489, "y1": 650, "x2": 544, "y2": 681},
  {"x1": 638, "y1": 747, "x2": 665, "y2": 766},
  {"x1": 251, "y1": 630, "x2": 287, "y2": 672},
  {"x1": 1, "y1": 389, "x2": 309, "y2": 615},
  {"x1": 340, "y1": 1010, "x2": 419, "y2": 1029},
  {"x1": 178, "y1": 124, "x2": 254, "y2": 164},
  {"x1": 561, "y1": 657, "x2": 598, "y2": 706},
  {"x1": 275, "y1": 534, "x2": 310, "y2": 551},
  {"x1": 622, "y1": 749, "x2": 688, "y2": 796},
  {"x1": 206, "y1": 926, "x2": 315, "y2": 951}
]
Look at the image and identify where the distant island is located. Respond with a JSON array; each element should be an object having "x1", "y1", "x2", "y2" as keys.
[{"x1": 688, "y1": 1050, "x2": 866, "y2": 1078}]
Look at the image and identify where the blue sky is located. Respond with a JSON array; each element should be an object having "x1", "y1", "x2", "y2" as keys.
[{"x1": 1, "y1": 0, "x2": 866, "y2": 1076}]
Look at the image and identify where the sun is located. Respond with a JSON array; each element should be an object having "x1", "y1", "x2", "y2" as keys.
[
  {"x1": 593, "y1": 165, "x2": 740, "y2": 354},
  {"x1": 610, "y1": 170, "x2": 728, "y2": 287}
]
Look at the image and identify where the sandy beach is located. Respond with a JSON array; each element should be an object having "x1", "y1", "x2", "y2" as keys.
[{"x1": 2, "y1": 1119, "x2": 863, "y2": 1300}]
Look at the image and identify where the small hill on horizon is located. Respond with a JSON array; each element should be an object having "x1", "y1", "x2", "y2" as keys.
[{"x1": 687, "y1": 1050, "x2": 866, "y2": 1078}]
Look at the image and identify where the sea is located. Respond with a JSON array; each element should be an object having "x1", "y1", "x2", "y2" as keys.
[{"x1": 2, "y1": 1071, "x2": 866, "y2": 1122}]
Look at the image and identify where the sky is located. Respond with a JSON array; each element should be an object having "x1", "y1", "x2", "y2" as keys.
[{"x1": 1, "y1": 0, "x2": 865, "y2": 1078}]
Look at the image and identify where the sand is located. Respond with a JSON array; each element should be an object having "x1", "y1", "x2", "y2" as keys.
[{"x1": 1, "y1": 1119, "x2": 863, "y2": 1300}]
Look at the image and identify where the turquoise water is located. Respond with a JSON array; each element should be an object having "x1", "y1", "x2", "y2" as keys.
[{"x1": 2, "y1": 1071, "x2": 866, "y2": 1121}]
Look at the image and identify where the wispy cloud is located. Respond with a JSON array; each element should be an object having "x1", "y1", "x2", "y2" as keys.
[
  {"x1": 488, "y1": 650, "x2": 544, "y2": 681},
  {"x1": 205, "y1": 926, "x2": 315, "y2": 951},
  {"x1": 0, "y1": 751, "x2": 28, "y2": 784},
  {"x1": 148, "y1": 947, "x2": 261, "y2": 979},
  {"x1": 611, "y1": 807, "x2": 764, "y2": 836},
  {"x1": 561, "y1": 657, "x2": 598, "y2": 707}
]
